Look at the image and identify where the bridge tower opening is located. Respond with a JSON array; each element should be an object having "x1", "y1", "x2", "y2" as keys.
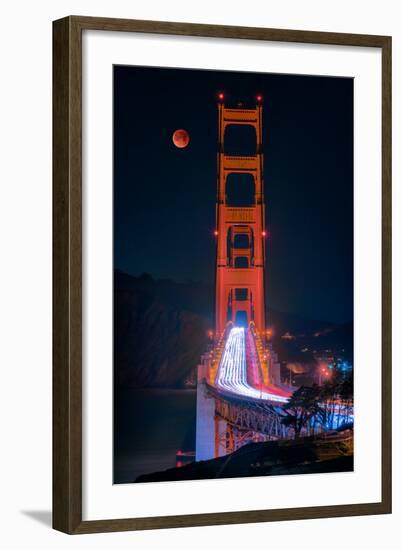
[
  {"x1": 215, "y1": 97, "x2": 266, "y2": 334},
  {"x1": 235, "y1": 310, "x2": 248, "y2": 327}
]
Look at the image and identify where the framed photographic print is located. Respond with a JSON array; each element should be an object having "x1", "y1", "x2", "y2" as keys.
[{"x1": 53, "y1": 16, "x2": 392, "y2": 534}]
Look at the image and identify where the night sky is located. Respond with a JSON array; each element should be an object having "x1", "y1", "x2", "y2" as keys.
[{"x1": 114, "y1": 65, "x2": 353, "y2": 323}]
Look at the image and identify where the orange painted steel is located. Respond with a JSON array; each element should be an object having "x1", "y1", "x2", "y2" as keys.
[
  {"x1": 215, "y1": 101, "x2": 266, "y2": 335},
  {"x1": 208, "y1": 329, "x2": 228, "y2": 385}
]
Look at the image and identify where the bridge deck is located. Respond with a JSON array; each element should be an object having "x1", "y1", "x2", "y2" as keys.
[{"x1": 214, "y1": 327, "x2": 290, "y2": 404}]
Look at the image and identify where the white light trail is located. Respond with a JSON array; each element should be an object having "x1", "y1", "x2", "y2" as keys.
[{"x1": 215, "y1": 327, "x2": 288, "y2": 403}]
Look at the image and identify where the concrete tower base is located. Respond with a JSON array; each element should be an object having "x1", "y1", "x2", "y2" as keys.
[{"x1": 195, "y1": 380, "x2": 216, "y2": 461}]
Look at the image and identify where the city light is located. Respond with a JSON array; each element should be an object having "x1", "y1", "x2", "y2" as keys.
[{"x1": 338, "y1": 361, "x2": 352, "y2": 372}]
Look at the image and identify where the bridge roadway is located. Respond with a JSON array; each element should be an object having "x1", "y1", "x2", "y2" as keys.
[{"x1": 214, "y1": 327, "x2": 290, "y2": 404}]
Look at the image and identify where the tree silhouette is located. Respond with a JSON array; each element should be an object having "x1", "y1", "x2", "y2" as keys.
[
  {"x1": 318, "y1": 367, "x2": 354, "y2": 429},
  {"x1": 282, "y1": 385, "x2": 322, "y2": 439}
]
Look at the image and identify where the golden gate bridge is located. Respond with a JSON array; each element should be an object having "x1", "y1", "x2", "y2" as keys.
[
  {"x1": 195, "y1": 95, "x2": 351, "y2": 461},
  {"x1": 195, "y1": 95, "x2": 294, "y2": 460}
]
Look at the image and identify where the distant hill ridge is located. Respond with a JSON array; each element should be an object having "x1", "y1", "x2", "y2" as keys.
[{"x1": 114, "y1": 270, "x2": 352, "y2": 388}]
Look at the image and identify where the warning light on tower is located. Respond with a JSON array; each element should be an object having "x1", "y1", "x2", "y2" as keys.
[
  {"x1": 218, "y1": 92, "x2": 225, "y2": 101},
  {"x1": 256, "y1": 94, "x2": 263, "y2": 103}
]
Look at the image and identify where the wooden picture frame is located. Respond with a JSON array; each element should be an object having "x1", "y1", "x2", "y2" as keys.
[{"x1": 53, "y1": 15, "x2": 392, "y2": 534}]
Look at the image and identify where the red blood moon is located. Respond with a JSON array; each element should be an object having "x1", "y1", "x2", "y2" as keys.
[{"x1": 172, "y1": 128, "x2": 190, "y2": 149}]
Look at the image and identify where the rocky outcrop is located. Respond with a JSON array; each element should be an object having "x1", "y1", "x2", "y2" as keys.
[{"x1": 135, "y1": 430, "x2": 354, "y2": 483}]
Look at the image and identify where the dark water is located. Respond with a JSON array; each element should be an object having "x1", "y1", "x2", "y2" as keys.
[{"x1": 114, "y1": 388, "x2": 197, "y2": 483}]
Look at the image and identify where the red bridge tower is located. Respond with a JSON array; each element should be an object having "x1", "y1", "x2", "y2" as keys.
[{"x1": 215, "y1": 96, "x2": 266, "y2": 335}]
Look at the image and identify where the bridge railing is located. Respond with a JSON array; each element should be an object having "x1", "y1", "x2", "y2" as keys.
[
  {"x1": 208, "y1": 324, "x2": 233, "y2": 385},
  {"x1": 249, "y1": 324, "x2": 269, "y2": 385}
]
